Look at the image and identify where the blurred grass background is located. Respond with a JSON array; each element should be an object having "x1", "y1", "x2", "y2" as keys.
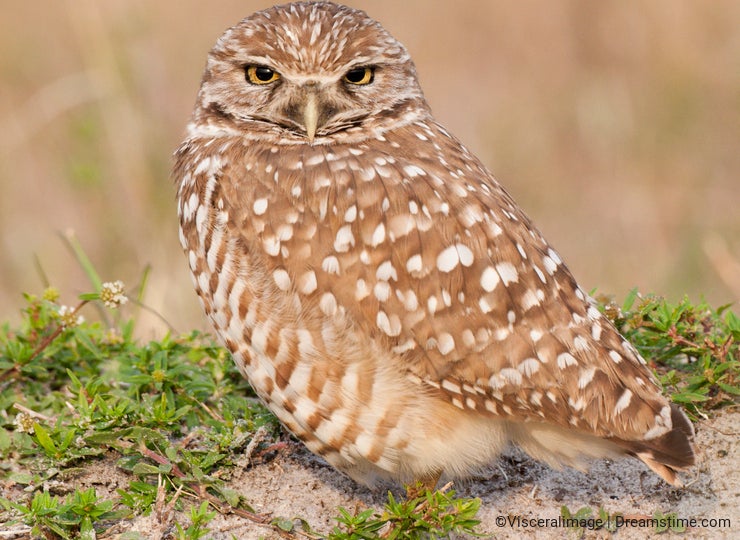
[{"x1": 1, "y1": 0, "x2": 738, "y2": 337}]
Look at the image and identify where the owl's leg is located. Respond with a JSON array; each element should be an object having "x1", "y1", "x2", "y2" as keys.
[{"x1": 405, "y1": 469, "x2": 442, "y2": 499}]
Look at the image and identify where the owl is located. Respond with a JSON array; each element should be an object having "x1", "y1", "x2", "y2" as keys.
[{"x1": 174, "y1": 1, "x2": 695, "y2": 491}]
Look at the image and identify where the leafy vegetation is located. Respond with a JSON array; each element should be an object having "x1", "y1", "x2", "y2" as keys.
[
  {"x1": 596, "y1": 288, "x2": 739, "y2": 418},
  {"x1": 330, "y1": 486, "x2": 481, "y2": 539},
  {"x1": 0, "y1": 277, "x2": 736, "y2": 537},
  {"x1": 0, "y1": 282, "x2": 484, "y2": 538},
  {"x1": 0, "y1": 283, "x2": 281, "y2": 538}
]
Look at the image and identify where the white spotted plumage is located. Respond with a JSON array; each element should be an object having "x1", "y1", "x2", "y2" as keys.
[{"x1": 174, "y1": 1, "x2": 695, "y2": 489}]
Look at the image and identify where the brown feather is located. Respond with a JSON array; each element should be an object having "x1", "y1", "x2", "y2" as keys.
[{"x1": 173, "y1": 1, "x2": 695, "y2": 488}]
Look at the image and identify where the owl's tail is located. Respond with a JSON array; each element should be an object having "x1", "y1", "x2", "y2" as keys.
[{"x1": 612, "y1": 404, "x2": 696, "y2": 487}]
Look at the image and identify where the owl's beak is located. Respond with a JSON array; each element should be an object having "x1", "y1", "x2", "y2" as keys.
[
  {"x1": 303, "y1": 91, "x2": 319, "y2": 144},
  {"x1": 290, "y1": 84, "x2": 337, "y2": 144}
]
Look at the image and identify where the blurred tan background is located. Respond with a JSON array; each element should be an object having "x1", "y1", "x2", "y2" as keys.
[{"x1": 1, "y1": 1, "x2": 738, "y2": 336}]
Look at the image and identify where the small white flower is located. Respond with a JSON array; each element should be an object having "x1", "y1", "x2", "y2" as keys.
[
  {"x1": 14, "y1": 412, "x2": 35, "y2": 433},
  {"x1": 58, "y1": 305, "x2": 84, "y2": 328},
  {"x1": 100, "y1": 280, "x2": 128, "y2": 308}
]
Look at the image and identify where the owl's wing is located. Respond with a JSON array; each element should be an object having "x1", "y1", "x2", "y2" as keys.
[{"x1": 230, "y1": 123, "x2": 691, "y2": 470}]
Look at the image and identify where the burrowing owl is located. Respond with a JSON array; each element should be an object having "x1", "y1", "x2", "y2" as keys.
[{"x1": 174, "y1": 1, "x2": 694, "y2": 490}]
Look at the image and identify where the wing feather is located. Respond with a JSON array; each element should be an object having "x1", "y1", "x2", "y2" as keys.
[{"x1": 224, "y1": 124, "x2": 684, "y2": 446}]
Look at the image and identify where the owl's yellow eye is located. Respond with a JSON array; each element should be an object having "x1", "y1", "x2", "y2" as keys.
[
  {"x1": 343, "y1": 66, "x2": 374, "y2": 85},
  {"x1": 246, "y1": 65, "x2": 281, "y2": 85}
]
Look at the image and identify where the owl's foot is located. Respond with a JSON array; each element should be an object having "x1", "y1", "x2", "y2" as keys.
[{"x1": 405, "y1": 470, "x2": 442, "y2": 500}]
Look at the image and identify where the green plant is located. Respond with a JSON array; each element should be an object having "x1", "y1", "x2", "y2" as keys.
[
  {"x1": 330, "y1": 485, "x2": 482, "y2": 539},
  {"x1": 0, "y1": 277, "x2": 280, "y2": 536},
  {"x1": 596, "y1": 289, "x2": 739, "y2": 417},
  {"x1": 1, "y1": 488, "x2": 121, "y2": 540},
  {"x1": 174, "y1": 501, "x2": 217, "y2": 540}
]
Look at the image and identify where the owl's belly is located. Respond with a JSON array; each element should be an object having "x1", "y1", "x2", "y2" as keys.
[
  {"x1": 216, "y1": 308, "x2": 414, "y2": 483},
  {"x1": 205, "y1": 297, "x2": 511, "y2": 486}
]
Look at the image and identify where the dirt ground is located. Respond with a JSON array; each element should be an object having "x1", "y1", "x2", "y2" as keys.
[{"x1": 16, "y1": 408, "x2": 732, "y2": 539}]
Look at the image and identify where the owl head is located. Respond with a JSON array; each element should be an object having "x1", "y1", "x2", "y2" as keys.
[{"x1": 191, "y1": 1, "x2": 428, "y2": 144}]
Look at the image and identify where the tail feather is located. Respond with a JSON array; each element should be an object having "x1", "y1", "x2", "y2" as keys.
[{"x1": 612, "y1": 404, "x2": 695, "y2": 486}]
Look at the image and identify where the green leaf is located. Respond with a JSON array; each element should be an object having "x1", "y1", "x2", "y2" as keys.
[
  {"x1": 717, "y1": 382, "x2": 740, "y2": 395},
  {"x1": 131, "y1": 462, "x2": 162, "y2": 476},
  {"x1": 85, "y1": 428, "x2": 134, "y2": 445},
  {"x1": 73, "y1": 329, "x2": 102, "y2": 358},
  {"x1": 79, "y1": 516, "x2": 96, "y2": 540},
  {"x1": 272, "y1": 517, "x2": 295, "y2": 532},
  {"x1": 216, "y1": 487, "x2": 243, "y2": 508},
  {"x1": 33, "y1": 423, "x2": 58, "y2": 455},
  {"x1": 671, "y1": 392, "x2": 711, "y2": 403},
  {"x1": 622, "y1": 288, "x2": 639, "y2": 312}
]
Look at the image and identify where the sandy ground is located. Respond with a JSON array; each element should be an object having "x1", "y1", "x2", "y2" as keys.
[
  {"x1": 4, "y1": 410, "x2": 737, "y2": 539},
  {"x1": 86, "y1": 410, "x2": 740, "y2": 538}
]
